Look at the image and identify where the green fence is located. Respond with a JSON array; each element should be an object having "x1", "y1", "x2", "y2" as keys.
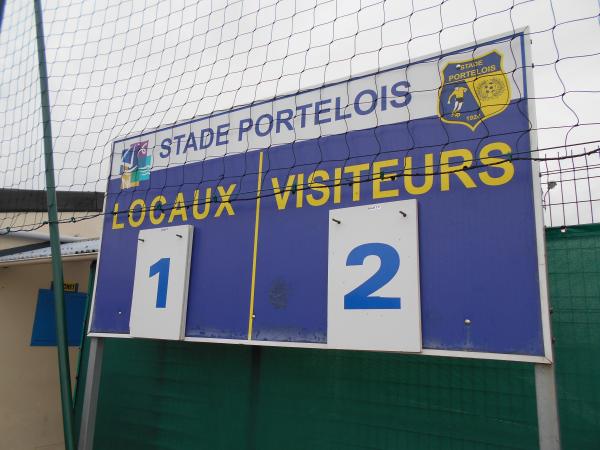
[
  {"x1": 547, "y1": 225, "x2": 600, "y2": 449},
  {"x1": 90, "y1": 225, "x2": 600, "y2": 450}
]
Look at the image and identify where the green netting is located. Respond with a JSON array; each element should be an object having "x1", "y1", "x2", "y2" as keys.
[
  {"x1": 92, "y1": 341, "x2": 253, "y2": 450},
  {"x1": 90, "y1": 225, "x2": 600, "y2": 449},
  {"x1": 93, "y1": 341, "x2": 538, "y2": 450}
]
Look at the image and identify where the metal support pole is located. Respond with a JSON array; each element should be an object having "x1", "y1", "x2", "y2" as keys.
[
  {"x1": 74, "y1": 260, "x2": 97, "y2": 397},
  {"x1": 33, "y1": 1, "x2": 76, "y2": 449},
  {"x1": 78, "y1": 337, "x2": 104, "y2": 450},
  {"x1": 535, "y1": 363, "x2": 561, "y2": 450}
]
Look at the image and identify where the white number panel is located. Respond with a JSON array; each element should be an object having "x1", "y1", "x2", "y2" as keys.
[
  {"x1": 129, "y1": 225, "x2": 194, "y2": 340},
  {"x1": 327, "y1": 200, "x2": 422, "y2": 352}
]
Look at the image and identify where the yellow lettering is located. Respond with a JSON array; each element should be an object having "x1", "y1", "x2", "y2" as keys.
[
  {"x1": 306, "y1": 170, "x2": 330, "y2": 207},
  {"x1": 215, "y1": 184, "x2": 236, "y2": 217},
  {"x1": 128, "y1": 198, "x2": 146, "y2": 228},
  {"x1": 112, "y1": 202, "x2": 125, "y2": 229},
  {"x1": 272, "y1": 175, "x2": 296, "y2": 210},
  {"x1": 193, "y1": 188, "x2": 211, "y2": 220},
  {"x1": 372, "y1": 159, "x2": 399, "y2": 199},
  {"x1": 149, "y1": 195, "x2": 166, "y2": 225},
  {"x1": 344, "y1": 163, "x2": 369, "y2": 201},
  {"x1": 333, "y1": 168, "x2": 342, "y2": 204},
  {"x1": 479, "y1": 142, "x2": 514, "y2": 186},
  {"x1": 168, "y1": 192, "x2": 188, "y2": 223},
  {"x1": 296, "y1": 173, "x2": 304, "y2": 208},
  {"x1": 440, "y1": 149, "x2": 477, "y2": 191},
  {"x1": 404, "y1": 154, "x2": 434, "y2": 195}
]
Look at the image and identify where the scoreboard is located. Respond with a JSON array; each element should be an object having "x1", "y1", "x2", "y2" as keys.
[{"x1": 90, "y1": 32, "x2": 552, "y2": 363}]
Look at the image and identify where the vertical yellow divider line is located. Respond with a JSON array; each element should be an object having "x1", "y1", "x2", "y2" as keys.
[{"x1": 247, "y1": 151, "x2": 264, "y2": 340}]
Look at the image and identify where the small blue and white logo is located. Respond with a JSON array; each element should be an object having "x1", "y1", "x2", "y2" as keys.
[{"x1": 120, "y1": 141, "x2": 151, "y2": 189}]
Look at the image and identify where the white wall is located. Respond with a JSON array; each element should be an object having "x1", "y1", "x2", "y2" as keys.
[{"x1": 0, "y1": 259, "x2": 93, "y2": 450}]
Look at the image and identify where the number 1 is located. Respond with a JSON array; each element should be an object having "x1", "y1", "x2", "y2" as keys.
[{"x1": 149, "y1": 257, "x2": 170, "y2": 308}]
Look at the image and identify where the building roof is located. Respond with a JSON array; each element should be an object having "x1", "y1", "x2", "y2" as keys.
[
  {"x1": 0, "y1": 189, "x2": 104, "y2": 212},
  {"x1": 0, "y1": 239, "x2": 99, "y2": 264}
]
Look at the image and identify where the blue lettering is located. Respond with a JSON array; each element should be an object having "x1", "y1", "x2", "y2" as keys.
[
  {"x1": 200, "y1": 128, "x2": 214, "y2": 149},
  {"x1": 184, "y1": 132, "x2": 198, "y2": 152},
  {"x1": 160, "y1": 138, "x2": 172, "y2": 158},
  {"x1": 149, "y1": 257, "x2": 170, "y2": 309},
  {"x1": 314, "y1": 99, "x2": 332, "y2": 125},
  {"x1": 173, "y1": 134, "x2": 185, "y2": 155},
  {"x1": 216, "y1": 123, "x2": 229, "y2": 145},
  {"x1": 334, "y1": 96, "x2": 352, "y2": 121},
  {"x1": 391, "y1": 81, "x2": 411, "y2": 108},
  {"x1": 344, "y1": 243, "x2": 401, "y2": 310},
  {"x1": 276, "y1": 109, "x2": 294, "y2": 133},
  {"x1": 381, "y1": 85, "x2": 388, "y2": 111},
  {"x1": 354, "y1": 89, "x2": 377, "y2": 115},
  {"x1": 295, "y1": 103, "x2": 312, "y2": 128},
  {"x1": 255, "y1": 113, "x2": 274, "y2": 137},
  {"x1": 238, "y1": 118, "x2": 253, "y2": 141}
]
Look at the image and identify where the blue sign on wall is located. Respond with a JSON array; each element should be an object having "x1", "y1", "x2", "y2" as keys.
[
  {"x1": 90, "y1": 32, "x2": 552, "y2": 362},
  {"x1": 31, "y1": 289, "x2": 87, "y2": 346}
]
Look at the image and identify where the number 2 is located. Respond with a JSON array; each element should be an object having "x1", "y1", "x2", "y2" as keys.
[
  {"x1": 344, "y1": 243, "x2": 401, "y2": 310},
  {"x1": 149, "y1": 257, "x2": 170, "y2": 308}
]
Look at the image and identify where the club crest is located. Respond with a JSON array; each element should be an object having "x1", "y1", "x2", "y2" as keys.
[{"x1": 438, "y1": 50, "x2": 510, "y2": 131}]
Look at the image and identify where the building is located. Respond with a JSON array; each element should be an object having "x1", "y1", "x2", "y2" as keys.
[{"x1": 0, "y1": 189, "x2": 102, "y2": 450}]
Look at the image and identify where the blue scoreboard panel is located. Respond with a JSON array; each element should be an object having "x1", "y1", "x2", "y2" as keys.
[{"x1": 90, "y1": 32, "x2": 552, "y2": 363}]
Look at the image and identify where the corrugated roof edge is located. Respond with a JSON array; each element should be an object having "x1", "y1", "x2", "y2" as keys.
[{"x1": 0, "y1": 238, "x2": 100, "y2": 264}]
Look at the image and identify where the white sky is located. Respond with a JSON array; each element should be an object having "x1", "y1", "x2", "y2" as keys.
[{"x1": 0, "y1": 0, "x2": 599, "y2": 229}]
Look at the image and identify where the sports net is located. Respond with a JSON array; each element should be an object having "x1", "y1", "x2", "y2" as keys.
[{"x1": 0, "y1": 0, "x2": 599, "y2": 234}]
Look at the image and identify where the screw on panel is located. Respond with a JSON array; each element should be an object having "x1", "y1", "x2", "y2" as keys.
[
  {"x1": 331, "y1": 218, "x2": 341, "y2": 224},
  {"x1": 138, "y1": 238, "x2": 145, "y2": 242},
  {"x1": 399, "y1": 210, "x2": 407, "y2": 217},
  {"x1": 176, "y1": 234, "x2": 182, "y2": 238}
]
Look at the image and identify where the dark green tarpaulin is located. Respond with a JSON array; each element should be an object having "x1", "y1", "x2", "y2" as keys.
[{"x1": 547, "y1": 225, "x2": 600, "y2": 450}]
